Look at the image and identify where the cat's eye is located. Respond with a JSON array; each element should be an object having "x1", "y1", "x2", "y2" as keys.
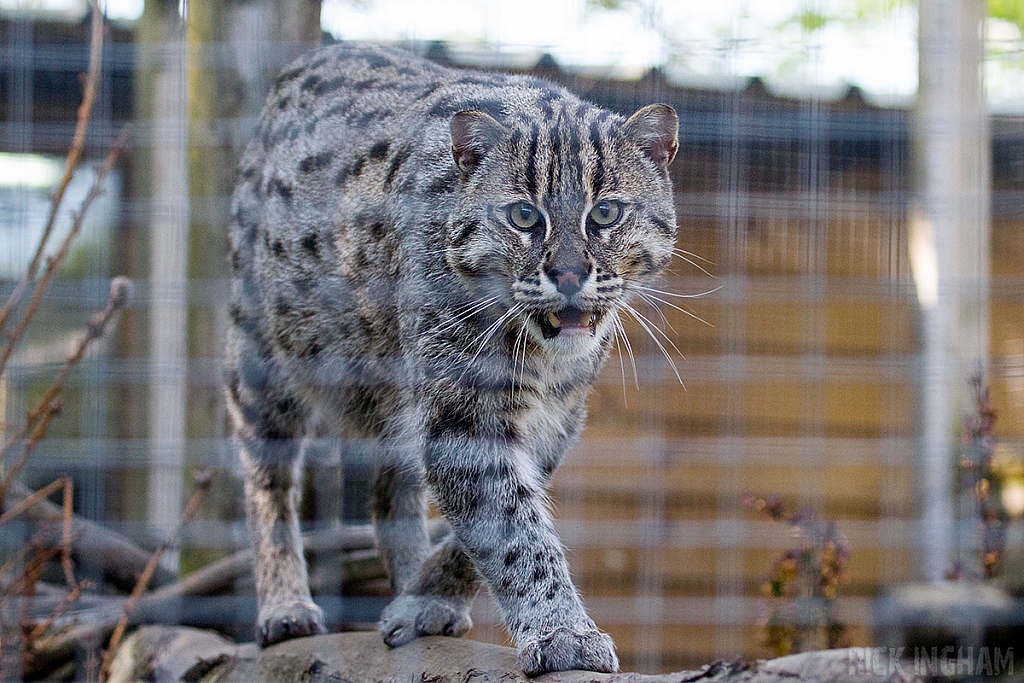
[
  {"x1": 589, "y1": 201, "x2": 623, "y2": 228},
  {"x1": 507, "y1": 202, "x2": 542, "y2": 231}
]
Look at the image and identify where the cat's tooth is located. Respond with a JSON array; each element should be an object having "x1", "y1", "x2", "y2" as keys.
[{"x1": 546, "y1": 312, "x2": 561, "y2": 329}]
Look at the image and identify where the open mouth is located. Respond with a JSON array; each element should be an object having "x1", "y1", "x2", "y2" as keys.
[{"x1": 535, "y1": 306, "x2": 603, "y2": 339}]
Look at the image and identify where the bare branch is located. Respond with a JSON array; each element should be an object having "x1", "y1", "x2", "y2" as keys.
[
  {"x1": 60, "y1": 473, "x2": 77, "y2": 591},
  {"x1": 0, "y1": 277, "x2": 133, "y2": 494},
  {"x1": 0, "y1": 477, "x2": 70, "y2": 527},
  {"x1": 0, "y1": 541, "x2": 57, "y2": 604},
  {"x1": 28, "y1": 585, "x2": 82, "y2": 642},
  {"x1": 23, "y1": 524, "x2": 412, "y2": 679},
  {"x1": 0, "y1": 535, "x2": 39, "y2": 586},
  {"x1": 107, "y1": 628, "x2": 917, "y2": 683},
  {"x1": 0, "y1": 126, "x2": 132, "y2": 379},
  {"x1": 0, "y1": 480, "x2": 176, "y2": 593},
  {"x1": 0, "y1": 0, "x2": 106, "y2": 334},
  {"x1": 0, "y1": 397, "x2": 61, "y2": 502},
  {"x1": 99, "y1": 471, "x2": 215, "y2": 681}
]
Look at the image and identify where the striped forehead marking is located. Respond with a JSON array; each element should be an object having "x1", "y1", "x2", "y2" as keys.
[{"x1": 527, "y1": 105, "x2": 617, "y2": 205}]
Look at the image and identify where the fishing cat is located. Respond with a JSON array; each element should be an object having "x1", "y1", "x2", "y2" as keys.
[{"x1": 226, "y1": 42, "x2": 678, "y2": 675}]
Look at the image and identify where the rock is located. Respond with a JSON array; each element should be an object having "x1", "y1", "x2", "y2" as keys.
[{"x1": 108, "y1": 626, "x2": 918, "y2": 683}]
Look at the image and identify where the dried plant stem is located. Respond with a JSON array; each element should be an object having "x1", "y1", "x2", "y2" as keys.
[
  {"x1": 24, "y1": 521, "x2": 402, "y2": 679},
  {"x1": 0, "y1": 541, "x2": 57, "y2": 603},
  {"x1": 0, "y1": 277, "x2": 133, "y2": 498},
  {"x1": 0, "y1": 544, "x2": 48, "y2": 683},
  {"x1": 0, "y1": 477, "x2": 77, "y2": 639},
  {"x1": 1, "y1": 480, "x2": 176, "y2": 593},
  {"x1": 0, "y1": 537, "x2": 37, "y2": 585},
  {"x1": 15, "y1": 545, "x2": 45, "y2": 677},
  {"x1": 0, "y1": 477, "x2": 70, "y2": 527},
  {"x1": 0, "y1": 278, "x2": 133, "y2": 636},
  {"x1": 28, "y1": 585, "x2": 82, "y2": 642},
  {"x1": 99, "y1": 472, "x2": 214, "y2": 682},
  {"x1": 0, "y1": 0, "x2": 104, "y2": 336},
  {"x1": 0, "y1": 397, "x2": 61, "y2": 500},
  {"x1": 59, "y1": 474, "x2": 77, "y2": 590},
  {"x1": 0, "y1": 126, "x2": 131, "y2": 380}
]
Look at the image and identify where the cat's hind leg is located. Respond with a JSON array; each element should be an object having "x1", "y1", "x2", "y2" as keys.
[
  {"x1": 373, "y1": 462, "x2": 480, "y2": 645},
  {"x1": 378, "y1": 533, "x2": 481, "y2": 646},
  {"x1": 372, "y1": 462, "x2": 431, "y2": 594},
  {"x1": 226, "y1": 336, "x2": 325, "y2": 647}
]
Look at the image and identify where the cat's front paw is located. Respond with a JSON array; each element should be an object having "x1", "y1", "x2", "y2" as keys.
[
  {"x1": 378, "y1": 594, "x2": 473, "y2": 647},
  {"x1": 256, "y1": 599, "x2": 326, "y2": 647},
  {"x1": 517, "y1": 626, "x2": 619, "y2": 676}
]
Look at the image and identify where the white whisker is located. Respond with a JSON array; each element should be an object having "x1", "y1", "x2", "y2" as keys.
[
  {"x1": 625, "y1": 303, "x2": 686, "y2": 362},
  {"x1": 671, "y1": 249, "x2": 717, "y2": 278},
  {"x1": 636, "y1": 291, "x2": 679, "y2": 336},
  {"x1": 635, "y1": 289, "x2": 713, "y2": 328},
  {"x1": 636, "y1": 284, "x2": 722, "y2": 300},
  {"x1": 461, "y1": 304, "x2": 524, "y2": 379},
  {"x1": 610, "y1": 315, "x2": 629, "y2": 404},
  {"x1": 673, "y1": 247, "x2": 715, "y2": 265},
  {"x1": 613, "y1": 309, "x2": 639, "y2": 390},
  {"x1": 621, "y1": 302, "x2": 684, "y2": 386},
  {"x1": 429, "y1": 296, "x2": 499, "y2": 337},
  {"x1": 511, "y1": 321, "x2": 527, "y2": 405}
]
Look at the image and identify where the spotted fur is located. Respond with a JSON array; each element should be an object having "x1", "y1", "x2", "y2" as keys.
[{"x1": 226, "y1": 42, "x2": 678, "y2": 675}]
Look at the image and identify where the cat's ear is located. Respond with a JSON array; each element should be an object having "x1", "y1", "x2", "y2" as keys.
[
  {"x1": 450, "y1": 110, "x2": 507, "y2": 176},
  {"x1": 622, "y1": 103, "x2": 678, "y2": 167}
]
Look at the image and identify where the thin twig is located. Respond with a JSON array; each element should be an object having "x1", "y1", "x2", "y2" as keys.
[
  {"x1": 1, "y1": 480, "x2": 177, "y2": 593},
  {"x1": 0, "y1": 534, "x2": 55, "y2": 603},
  {"x1": 0, "y1": 542, "x2": 44, "y2": 683},
  {"x1": 27, "y1": 585, "x2": 82, "y2": 643},
  {"x1": 0, "y1": 0, "x2": 105, "y2": 335},
  {"x1": 0, "y1": 481, "x2": 79, "y2": 652},
  {"x1": 0, "y1": 397, "x2": 61, "y2": 502},
  {"x1": 0, "y1": 478, "x2": 70, "y2": 527},
  {"x1": 60, "y1": 475, "x2": 77, "y2": 591},
  {"x1": 16, "y1": 546, "x2": 45, "y2": 678},
  {"x1": 99, "y1": 471, "x2": 215, "y2": 681},
  {"x1": 0, "y1": 546, "x2": 57, "y2": 607},
  {"x1": 0, "y1": 277, "x2": 133, "y2": 494},
  {"x1": 23, "y1": 521, "x2": 418, "y2": 679},
  {"x1": 0, "y1": 538, "x2": 36, "y2": 586},
  {"x1": 0, "y1": 125, "x2": 131, "y2": 379}
]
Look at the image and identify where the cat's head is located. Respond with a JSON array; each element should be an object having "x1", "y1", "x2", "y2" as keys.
[{"x1": 445, "y1": 99, "x2": 678, "y2": 359}]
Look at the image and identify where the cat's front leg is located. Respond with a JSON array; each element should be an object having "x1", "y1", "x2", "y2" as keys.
[{"x1": 423, "y1": 428, "x2": 618, "y2": 676}]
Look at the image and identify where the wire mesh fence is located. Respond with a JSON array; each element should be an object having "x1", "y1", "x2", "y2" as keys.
[{"x1": 1, "y1": 1, "x2": 1023, "y2": 677}]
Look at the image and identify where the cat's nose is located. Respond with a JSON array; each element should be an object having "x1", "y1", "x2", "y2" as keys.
[{"x1": 545, "y1": 263, "x2": 591, "y2": 297}]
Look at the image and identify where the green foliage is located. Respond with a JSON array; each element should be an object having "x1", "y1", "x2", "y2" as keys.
[
  {"x1": 778, "y1": 0, "x2": 912, "y2": 34},
  {"x1": 797, "y1": 10, "x2": 830, "y2": 32},
  {"x1": 586, "y1": 0, "x2": 1019, "y2": 31},
  {"x1": 990, "y1": 0, "x2": 1024, "y2": 31},
  {"x1": 60, "y1": 241, "x2": 108, "y2": 280},
  {"x1": 853, "y1": 0, "x2": 911, "y2": 21}
]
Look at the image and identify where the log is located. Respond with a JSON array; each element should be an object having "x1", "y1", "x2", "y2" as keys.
[
  {"x1": 23, "y1": 528, "x2": 390, "y2": 678},
  {"x1": 107, "y1": 626, "x2": 917, "y2": 683},
  {"x1": 1, "y1": 480, "x2": 175, "y2": 592}
]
